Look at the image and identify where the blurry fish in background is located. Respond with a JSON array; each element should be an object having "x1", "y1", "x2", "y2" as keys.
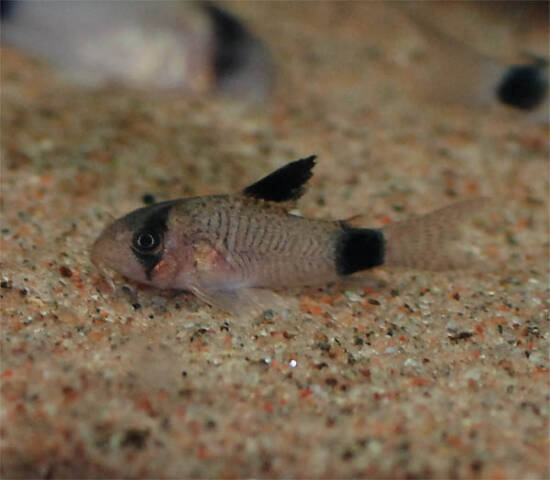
[
  {"x1": 400, "y1": 8, "x2": 549, "y2": 123},
  {"x1": 201, "y1": 1, "x2": 273, "y2": 100},
  {"x1": 0, "y1": 0, "x2": 15, "y2": 18},
  {"x1": 0, "y1": 0, "x2": 273, "y2": 100}
]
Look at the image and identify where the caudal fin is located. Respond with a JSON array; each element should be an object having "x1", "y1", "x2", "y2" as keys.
[{"x1": 382, "y1": 197, "x2": 489, "y2": 271}]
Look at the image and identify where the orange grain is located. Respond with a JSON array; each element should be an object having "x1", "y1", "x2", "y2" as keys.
[
  {"x1": 301, "y1": 302, "x2": 323, "y2": 315},
  {"x1": 40, "y1": 175, "x2": 53, "y2": 185},
  {"x1": 88, "y1": 331, "x2": 103, "y2": 341},
  {"x1": 447, "y1": 435, "x2": 464, "y2": 449},
  {"x1": 466, "y1": 179, "x2": 479, "y2": 193},
  {"x1": 300, "y1": 388, "x2": 313, "y2": 398},
  {"x1": 197, "y1": 445, "x2": 209, "y2": 459},
  {"x1": 135, "y1": 399, "x2": 154, "y2": 416},
  {"x1": 411, "y1": 377, "x2": 431, "y2": 387}
]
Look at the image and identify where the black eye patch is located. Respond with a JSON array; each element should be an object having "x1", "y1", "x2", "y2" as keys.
[
  {"x1": 123, "y1": 201, "x2": 174, "y2": 280},
  {"x1": 131, "y1": 232, "x2": 163, "y2": 280}
]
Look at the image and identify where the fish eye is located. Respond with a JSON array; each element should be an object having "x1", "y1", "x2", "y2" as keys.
[{"x1": 133, "y1": 230, "x2": 161, "y2": 253}]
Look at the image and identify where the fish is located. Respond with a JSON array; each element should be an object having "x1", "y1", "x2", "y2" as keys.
[
  {"x1": 398, "y1": 6, "x2": 549, "y2": 123},
  {"x1": 1, "y1": 0, "x2": 272, "y2": 98},
  {"x1": 91, "y1": 156, "x2": 486, "y2": 316}
]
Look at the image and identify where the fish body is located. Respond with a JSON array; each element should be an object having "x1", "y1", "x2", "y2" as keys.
[
  {"x1": 92, "y1": 157, "x2": 484, "y2": 315},
  {"x1": 95, "y1": 194, "x2": 381, "y2": 289}
]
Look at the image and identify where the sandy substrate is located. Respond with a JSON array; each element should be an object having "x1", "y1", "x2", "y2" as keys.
[{"x1": 1, "y1": 2, "x2": 549, "y2": 479}]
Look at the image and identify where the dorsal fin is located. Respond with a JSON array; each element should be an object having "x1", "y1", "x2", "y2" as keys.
[{"x1": 242, "y1": 155, "x2": 317, "y2": 203}]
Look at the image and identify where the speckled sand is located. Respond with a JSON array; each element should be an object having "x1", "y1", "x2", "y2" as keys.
[{"x1": 1, "y1": 3, "x2": 549, "y2": 479}]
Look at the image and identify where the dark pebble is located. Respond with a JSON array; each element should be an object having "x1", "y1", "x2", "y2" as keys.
[
  {"x1": 471, "y1": 459, "x2": 483, "y2": 473},
  {"x1": 205, "y1": 419, "x2": 217, "y2": 430},
  {"x1": 121, "y1": 428, "x2": 149, "y2": 449},
  {"x1": 178, "y1": 388, "x2": 193, "y2": 397},
  {"x1": 341, "y1": 449, "x2": 354, "y2": 461},
  {"x1": 59, "y1": 266, "x2": 73, "y2": 278},
  {"x1": 449, "y1": 331, "x2": 474, "y2": 342},
  {"x1": 142, "y1": 193, "x2": 156, "y2": 205},
  {"x1": 325, "y1": 377, "x2": 338, "y2": 387},
  {"x1": 220, "y1": 322, "x2": 230, "y2": 332}
]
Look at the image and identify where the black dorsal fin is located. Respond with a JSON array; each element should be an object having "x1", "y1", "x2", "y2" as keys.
[{"x1": 242, "y1": 155, "x2": 317, "y2": 203}]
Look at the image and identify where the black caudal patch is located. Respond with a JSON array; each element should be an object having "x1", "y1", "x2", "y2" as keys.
[
  {"x1": 122, "y1": 201, "x2": 175, "y2": 281},
  {"x1": 497, "y1": 63, "x2": 548, "y2": 110},
  {"x1": 335, "y1": 227, "x2": 385, "y2": 275},
  {"x1": 243, "y1": 155, "x2": 317, "y2": 203}
]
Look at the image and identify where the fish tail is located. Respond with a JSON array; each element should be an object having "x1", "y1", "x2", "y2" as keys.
[
  {"x1": 335, "y1": 197, "x2": 489, "y2": 274},
  {"x1": 381, "y1": 197, "x2": 489, "y2": 271}
]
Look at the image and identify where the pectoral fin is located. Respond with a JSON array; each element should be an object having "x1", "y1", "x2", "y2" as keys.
[{"x1": 188, "y1": 285, "x2": 289, "y2": 318}]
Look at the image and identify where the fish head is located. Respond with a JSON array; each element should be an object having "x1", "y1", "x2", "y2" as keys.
[{"x1": 91, "y1": 201, "x2": 180, "y2": 288}]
